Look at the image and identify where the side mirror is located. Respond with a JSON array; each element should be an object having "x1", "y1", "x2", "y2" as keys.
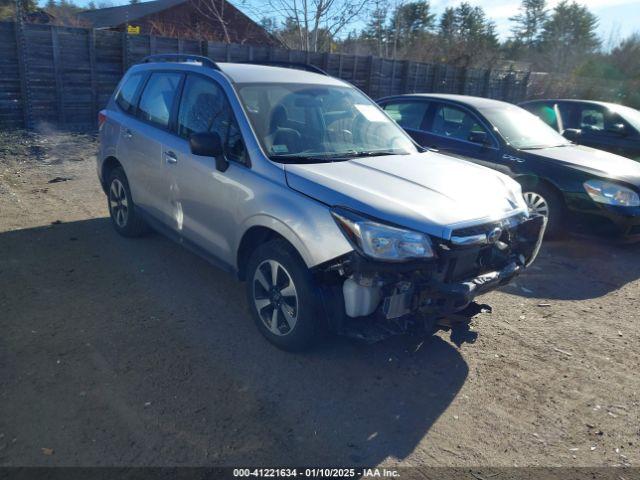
[
  {"x1": 189, "y1": 132, "x2": 229, "y2": 172},
  {"x1": 562, "y1": 128, "x2": 581, "y2": 142},
  {"x1": 606, "y1": 123, "x2": 626, "y2": 136},
  {"x1": 468, "y1": 131, "x2": 489, "y2": 145}
]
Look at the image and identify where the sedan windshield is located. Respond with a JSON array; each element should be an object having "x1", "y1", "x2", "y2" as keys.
[
  {"x1": 481, "y1": 105, "x2": 571, "y2": 150},
  {"x1": 236, "y1": 83, "x2": 418, "y2": 162}
]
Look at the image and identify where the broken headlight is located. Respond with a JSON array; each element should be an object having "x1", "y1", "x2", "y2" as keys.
[
  {"x1": 331, "y1": 207, "x2": 435, "y2": 261},
  {"x1": 583, "y1": 180, "x2": 640, "y2": 207}
]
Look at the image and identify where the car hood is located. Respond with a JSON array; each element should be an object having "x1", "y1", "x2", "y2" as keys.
[
  {"x1": 520, "y1": 145, "x2": 640, "y2": 185},
  {"x1": 284, "y1": 152, "x2": 527, "y2": 239}
]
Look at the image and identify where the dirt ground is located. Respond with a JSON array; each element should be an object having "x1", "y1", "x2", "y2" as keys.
[{"x1": 0, "y1": 130, "x2": 638, "y2": 468}]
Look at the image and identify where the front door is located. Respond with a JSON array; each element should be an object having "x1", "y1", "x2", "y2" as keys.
[
  {"x1": 421, "y1": 102, "x2": 501, "y2": 169},
  {"x1": 161, "y1": 74, "x2": 251, "y2": 263}
]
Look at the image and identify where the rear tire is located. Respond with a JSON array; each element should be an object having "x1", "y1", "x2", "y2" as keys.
[
  {"x1": 245, "y1": 239, "x2": 326, "y2": 351},
  {"x1": 107, "y1": 167, "x2": 149, "y2": 237},
  {"x1": 522, "y1": 183, "x2": 564, "y2": 238}
]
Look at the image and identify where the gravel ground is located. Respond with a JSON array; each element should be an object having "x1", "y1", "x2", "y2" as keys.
[{"x1": 0, "y1": 130, "x2": 638, "y2": 468}]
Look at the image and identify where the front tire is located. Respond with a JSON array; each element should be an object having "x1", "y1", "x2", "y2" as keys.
[
  {"x1": 107, "y1": 167, "x2": 149, "y2": 237},
  {"x1": 245, "y1": 239, "x2": 325, "y2": 351},
  {"x1": 522, "y1": 184, "x2": 564, "y2": 238}
]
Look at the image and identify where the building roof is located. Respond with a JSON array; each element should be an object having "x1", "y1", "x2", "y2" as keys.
[{"x1": 77, "y1": 0, "x2": 187, "y2": 29}]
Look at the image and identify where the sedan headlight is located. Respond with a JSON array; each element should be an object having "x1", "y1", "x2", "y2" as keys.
[
  {"x1": 331, "y1": 207, "x2": 435, "y2": 261},
  {"x1": 583, "y1": 180, "x2": 640, "y2": 207}
]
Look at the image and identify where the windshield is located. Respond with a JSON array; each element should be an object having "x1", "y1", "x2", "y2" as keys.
[
  {"x1": 481, "y1": 105, "x2": 571, "y2": 149},
  {"x1": 610, "y1": 104, "x2": 640, "y2": 132},
  {"x1": 236, "y1": 83, "x2": 418, "y2": 162}
]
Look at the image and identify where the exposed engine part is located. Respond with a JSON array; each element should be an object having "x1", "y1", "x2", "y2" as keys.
[
  {"x1": 382, "y1": 281, "x2": 414, "y2": 319},
  {"x1": 343, "y1": 275, "x2": 382, "y2": 317}
]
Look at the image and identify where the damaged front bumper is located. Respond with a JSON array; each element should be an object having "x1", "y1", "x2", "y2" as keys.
[{"x1": 319, "y1": 214, "x2": 547, "y2": 342}]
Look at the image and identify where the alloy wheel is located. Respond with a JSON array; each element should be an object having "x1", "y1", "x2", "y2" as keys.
[
  {"x1": 109, "y1": 178, "x2": 129, "y2": 228},
  {"x1": 252, "y1": 259, "x2": 298, "y2": 336},
  {"x1": 523, "y1": 191, "x2": 549, "y2": 217}
]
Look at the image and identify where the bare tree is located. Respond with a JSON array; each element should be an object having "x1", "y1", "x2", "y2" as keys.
[
  {"x1": 259, "y1": 0, "x2": 367, "y2": 51},
  {"x1": 193, "y1": 0, "x2": 231, "y2": 43}
]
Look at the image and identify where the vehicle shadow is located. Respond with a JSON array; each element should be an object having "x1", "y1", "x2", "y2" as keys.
[
  {"x1": 0, "y1": 218, "x2": 468, "y2": 467},
  {"x1": 499, "y1": 235, "x2": 640, "y2": 301}
]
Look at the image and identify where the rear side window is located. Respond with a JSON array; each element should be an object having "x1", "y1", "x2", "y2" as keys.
[
  {"x1": 115, "y1": 72, "x2": 144, "y2": 113},
  {"x1": 138, "y1": 72, "x2": 182, "y2": 128},
  {"x1": 177, "y1": 75, "x2": 248, "y2": 165},
  {"x1": 383, "y1": 101, "x2": 428, "y2": 129}
]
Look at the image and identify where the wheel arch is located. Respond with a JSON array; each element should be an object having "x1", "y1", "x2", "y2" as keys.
[
  {"x1": 514, "y1": 174, "x2": 566, "y2": 208},
  {"x1": 236, "y1": 224, "x2": 308, "y2": 281},
  {"x1": 101, "y1": 156, "x2": 124, "y2": 192}
]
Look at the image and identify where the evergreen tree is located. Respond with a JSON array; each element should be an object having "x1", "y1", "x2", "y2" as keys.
[
  {"x1": 540, "y1": 0, "x2": 600, "y2": 72},
  {"x1": 509, "y1": 0, "x2": 547, "y2": 46},
  {"x1": 361, "y1": 0, "x2": 389, "y2": 57}
]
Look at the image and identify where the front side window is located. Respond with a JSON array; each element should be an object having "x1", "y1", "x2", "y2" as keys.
[
  {"x1": 236, "y1": 83, "x2": 418, "y2": 162},
  {"x1": 116, "y1": 72, "x2": 144, "y2": 113},
  {"x1": 138, "y1": 72, "x2": 182, "y2": 128},
  {"x1": 578, "y1": 104, "x2": 632, "y2": 134},
  {"x1": 383, "y1": 101, "x2": 429, "y2": 130},
  {"x1": 431, "y1": 104, "x2": 488, "y2": 142},
  {"x1": 579, "y1": 106, "x2": 606, "y2": 131},
  {"x1": 177, "y1": 75, "x2": 247, "y2": 164}
]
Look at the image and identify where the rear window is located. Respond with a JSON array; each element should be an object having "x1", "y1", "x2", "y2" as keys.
[
  {"x1": 115, "y1": 72, "x2": 144, "y2": 113},
  {"x1": 138, "y1": 72, "x2": 182, "y2": 128}
]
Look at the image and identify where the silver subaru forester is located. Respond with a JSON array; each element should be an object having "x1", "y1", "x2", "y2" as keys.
[{"x1": 98, "y1": 54, "x2": 546, "y2": 351}]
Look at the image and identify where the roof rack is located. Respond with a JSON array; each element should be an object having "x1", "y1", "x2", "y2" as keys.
[
  {"x1": 240, "y1": 60, "x2": 328, "y2": 76},
  {"x1": 141, "y1": 54, "x2": 221, "y2": 70}
]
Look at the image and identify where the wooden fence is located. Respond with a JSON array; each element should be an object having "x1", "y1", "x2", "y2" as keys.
[{"x1": 0, "y1": 21, "x2": 531, "y2": 130}]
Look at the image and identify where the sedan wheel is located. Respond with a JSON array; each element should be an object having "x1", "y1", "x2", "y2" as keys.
[
  {"x1": 523, "y1": 191, "x2": 550, "y2": 218},
  {"x1": 252, "y1": 259, "x2": 298, "y2": 336}
]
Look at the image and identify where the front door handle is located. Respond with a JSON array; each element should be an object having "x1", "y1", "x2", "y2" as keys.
[
  {"x1": 124, "y1": 129, "x2": 133, "y2": 139},
  {"x1": 165, "y1": 151, "x2": 178, "y2": 164}
]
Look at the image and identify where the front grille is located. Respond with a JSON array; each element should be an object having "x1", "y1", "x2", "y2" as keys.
[
  {"x1": 452, "y1": 221, "x2": 503, "y2": 238},
  {"x1": 451, "y1": 214, "x2": 527, "y2": 239}
]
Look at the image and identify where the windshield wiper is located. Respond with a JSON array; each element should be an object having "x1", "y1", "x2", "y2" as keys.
[
  {"x1": 520, "y1": 144, "x2": 568, "y2": 150},
  {"x1": 268, "y1": 154, "x2": 349, "y2": 163},
  {"x1": 340, "y1": 150, "x2": 405, "y2": 158}
]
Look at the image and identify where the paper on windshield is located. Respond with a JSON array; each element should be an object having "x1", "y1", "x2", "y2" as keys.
[{"x1": 354, "y1": 104, "x2": 390, "y2": 122}]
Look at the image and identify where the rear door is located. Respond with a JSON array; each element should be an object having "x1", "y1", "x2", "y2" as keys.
[{"x1": 123, "y1": 71, "x2": 183, "y2": 224}]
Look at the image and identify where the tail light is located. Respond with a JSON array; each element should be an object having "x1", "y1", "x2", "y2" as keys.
[{"x1": 98, "y1": 111, "x2": 107, "y2": 130}]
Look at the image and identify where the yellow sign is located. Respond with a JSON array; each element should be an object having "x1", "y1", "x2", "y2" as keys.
[{"x1": 127, "y1": 25, "x2": 140, "y2": 35}]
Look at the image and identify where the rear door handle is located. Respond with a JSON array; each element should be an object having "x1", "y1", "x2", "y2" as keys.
[
  {"x1": 164, "y1": 151, "x2": 178, "y2": 164},
  {"x1": 123, "y1": 129, "x2": 133, "y2": 139}
]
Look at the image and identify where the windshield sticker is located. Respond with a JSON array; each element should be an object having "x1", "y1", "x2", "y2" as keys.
[
  {"x1": 354, "y1": 104, "x2": 390, "y2": 122},
  {"x1": 272, "y1": 144, "x2": 288, "y2": 153}
]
